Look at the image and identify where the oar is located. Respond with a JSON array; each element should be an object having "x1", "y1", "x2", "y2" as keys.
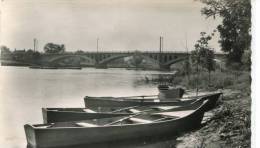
[
  {"x1": 105, "y1": 108, "x2": 155, "y2": 126},
  {"x1": 109, "y1": 106, "x2": 140, "y2": 113},
  {"x1": 104, "y1": 113, "x2": 142, "y2": 126}
]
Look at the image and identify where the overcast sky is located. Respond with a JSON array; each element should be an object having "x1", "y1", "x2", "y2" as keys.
[{"x1": 0, "y1": 0, "x2": 221, "y2": 52}]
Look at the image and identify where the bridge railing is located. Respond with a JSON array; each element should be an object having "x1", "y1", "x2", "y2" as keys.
[{"x1": 41, "y1": 50, "x2": 193, "y2": 55}]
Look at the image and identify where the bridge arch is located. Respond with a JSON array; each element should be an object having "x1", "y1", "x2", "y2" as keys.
[
  {"x1": 160, "y1": 56, "x2": 188, "y2": 69},
  {"x1": 97, "y1": 53, "x2": 160, "y2": 67},
  {"x1": 98, "y1": 54, "x2": 132, "y2": 66},
  {"x1": 96, "y1": 53, "x2": 188, "y2": 69},
  {"x1": 48, "y1": 55, "x2": 95, "y2": 65},
  {"x1": 140, "y1": 55, "x2": 159, "y2": 65}
]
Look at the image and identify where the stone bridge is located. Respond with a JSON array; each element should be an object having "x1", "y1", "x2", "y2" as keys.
[{"x1": 40, "y1": 51, "x2": 191, "y2": 70}]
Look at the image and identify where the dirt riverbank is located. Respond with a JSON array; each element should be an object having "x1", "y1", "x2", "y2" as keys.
[
  {"x1": 135, "y1": 70, "x2": 251, "y2": 148},
  {"x1": 176, "y1": 88, "x2": 251, "y2": 148}
]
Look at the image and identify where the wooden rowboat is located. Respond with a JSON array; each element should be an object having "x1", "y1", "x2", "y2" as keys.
[
  {"x1": 84, "y1": 92, "x2": 222, "y2": 109},
  {"x1": 42, "y1": 107, "x2": 133, "y2": 124},
  {"x1": 42, "y1": 104, "x2": 190, "y2": 124},
  {"x1": 43, "y1": 92, "x2": 221, "y2": 123},
  {"x1": 24, "y1": 99, "x2": 209, "y2": 148},
  {"x1": 157, "y1": 85, "x2": 185, "y2": 99}
]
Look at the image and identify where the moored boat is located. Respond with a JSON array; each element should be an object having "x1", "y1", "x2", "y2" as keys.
[
  {"x1": 42, "y1": 107, "x2": 133, "y2": 123},
  {"x1": 84, "y1": 92, "x2": 222, "y2": 109},
  {"x1": 158, "y1": 85, "x2": 185, "y2": 99},
  {"x1": 42, "y1": 104, "x2": 191, "y2": 124},
  {"x1": 57, "y1": 66, "x2": 82, "y2": 70},
  {"x1": 25, "y1": 99, "x2": 209, "y2": 148},
  {"x1": 29, "y1": 66, "x2": 58, "y2": 69},
  {"x1": 29, "y1": 66, "x2": 82, "y2": 70},
  {"x1": 43, "y1": 92, "x2": 221, "y2": 123}
]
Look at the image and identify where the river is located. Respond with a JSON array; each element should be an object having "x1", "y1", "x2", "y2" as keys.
[{"x1": 0, "y1": 66, "x2": 177, "y2": 148}]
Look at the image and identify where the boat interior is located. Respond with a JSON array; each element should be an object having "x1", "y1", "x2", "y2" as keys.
[
  {"x1": 34, "y1": 110, "x2": 193, "y2": 129},
  {"x1": 45, "y1": 105, "x2": 180, "y2": 114},
  {"x1": 36, "y1": 100, "x2": 206, "y2": 129},
  {"x1": 46, "y1": 96, "x2": 204, "y2": 114},
  {"x1": 45, "y1": 107, "x2": 126, "y2": 113},
  {"x1": 86, "y1": 92, "x2": 220, "y2": 102}
]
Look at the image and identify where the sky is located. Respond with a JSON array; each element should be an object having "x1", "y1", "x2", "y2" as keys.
[{"x1": 0, "y1": 0, "x2": 221, "y2": 52}]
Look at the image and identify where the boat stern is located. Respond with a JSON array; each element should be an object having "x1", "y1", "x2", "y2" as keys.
[
  {"x1": 24, "y1": 124, "x2": 37, "y2": 148},
  {"x1": 203, "y1": 92, "x2": 223, "y2": 111},
  {"x1": 158, "y1": 86, "x2": 185, "y2": 100},
  {"x1": 42, "y1": 108, "x2": 48, "y2": 124}
]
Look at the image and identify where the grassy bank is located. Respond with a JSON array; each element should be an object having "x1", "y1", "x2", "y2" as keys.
[
  {"x1": 175, "y1": 70, "x2": 251, "y2": 148},
  {"x1": 139, "y1": 66, "x2": 251, "y2": 147},
  {"x1": 172, "y1": 69, "x2": 250, "y2": 90}
]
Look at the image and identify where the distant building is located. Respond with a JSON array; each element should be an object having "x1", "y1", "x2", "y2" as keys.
[{"x1": 13, "y1": 49, "x2": 26, "y2": 54}]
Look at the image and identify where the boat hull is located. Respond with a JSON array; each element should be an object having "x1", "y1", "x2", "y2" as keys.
[
  {"x1": 84, "y1": 97, "x2": 194, "y2": 108},
  {"x1": 84, "y1": 93, "x2": 222, "y2": 109},
  {"x1": 158, "y1": 87, "x2": 185, "y2": 99},
  {"x1": 25, "y1": 101, "x2": 206, "y2": 148},
  {"x1": 42, "y1": 108, "x2": 132, "y2": 124},
  {"x1": 43, "y1": 94, "x2": 214, "y2": 124},
  {"x1": 201, "y1": 93, "x2": 222, "y2": 111}
]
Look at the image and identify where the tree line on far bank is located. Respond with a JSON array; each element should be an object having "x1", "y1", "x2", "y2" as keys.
[{"x1": 1, "y1": 43, "x2": 66, "y2": 54}]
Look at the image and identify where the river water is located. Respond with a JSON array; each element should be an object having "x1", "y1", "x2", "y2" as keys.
[{"x1": 0, "y1": 66, "x2": 177, "y2": 148}]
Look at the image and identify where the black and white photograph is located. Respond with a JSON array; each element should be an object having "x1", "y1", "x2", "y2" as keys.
[{"x1": 0, "y1": 0, "x2": 256, "y2": 148}]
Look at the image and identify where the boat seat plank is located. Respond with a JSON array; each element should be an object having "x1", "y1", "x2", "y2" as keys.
[
  {"x1": 129, "y1": 118, "x2": 152, "y2": 124},
  {"x1": 76, "y1": 122, "x2": 99, "y2": 127},
  {"x1": 104, "y1": 113, "x2": 141, "y2": 126},
  {"x1": 128, "y1": 109, "x2": 141, "y2": 113},
  {"x1": 110, "y1": 106, "x2": 139, "y2": 113},
  {"x1": 83, "y1": 109, "x2": 97, "y2": 113},
  {"x1": 154, "y1": 106, "x2": 180, "y2": 110},
  {"x1": 153, "y1": 110, "x2": 194, "y2": 118}
]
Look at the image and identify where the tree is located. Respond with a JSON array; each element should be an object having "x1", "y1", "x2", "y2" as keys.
[
  {"x1": 131, "y1": 55, "x2": 143, "y2": 68},
  {"x1": 60, "y1": 44, "x2": 65, "y2": 53},
  {"x1": 199, "y1": 0, "x2": 251, "y2": 64},
  {"x1": 26, "y1": 49, "x2": 34, "y2": 54},
  {"x1": 75, "y1": 50, "x2": 84, "y2": 54},
  {"x1": 192, "y1": 32, "x2": 216, "y2": 84},
  {"x1": 203, "y1": 49, "x2": 215, "y2": 83},
  {"x1": 1, "y1": 45, "x2": 11, "y2": 54},
  {"x1": 183, "y1": 58, "x2": 191, "y2": 81},
  {"x1": 44, "y1": 43, "x2": 65, "y2": 54},
  {"x1": 129, "y1": 51, "x2": 143, "y2": 68}
]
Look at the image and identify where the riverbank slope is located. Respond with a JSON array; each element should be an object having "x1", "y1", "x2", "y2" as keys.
[{"x1": 176, "y1": 71, "x2": 251, "y2": 148}]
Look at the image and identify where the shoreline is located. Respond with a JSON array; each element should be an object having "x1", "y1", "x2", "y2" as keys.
[{"x1": 176, "y1": 88, "x2": 251, "y2": 148}]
